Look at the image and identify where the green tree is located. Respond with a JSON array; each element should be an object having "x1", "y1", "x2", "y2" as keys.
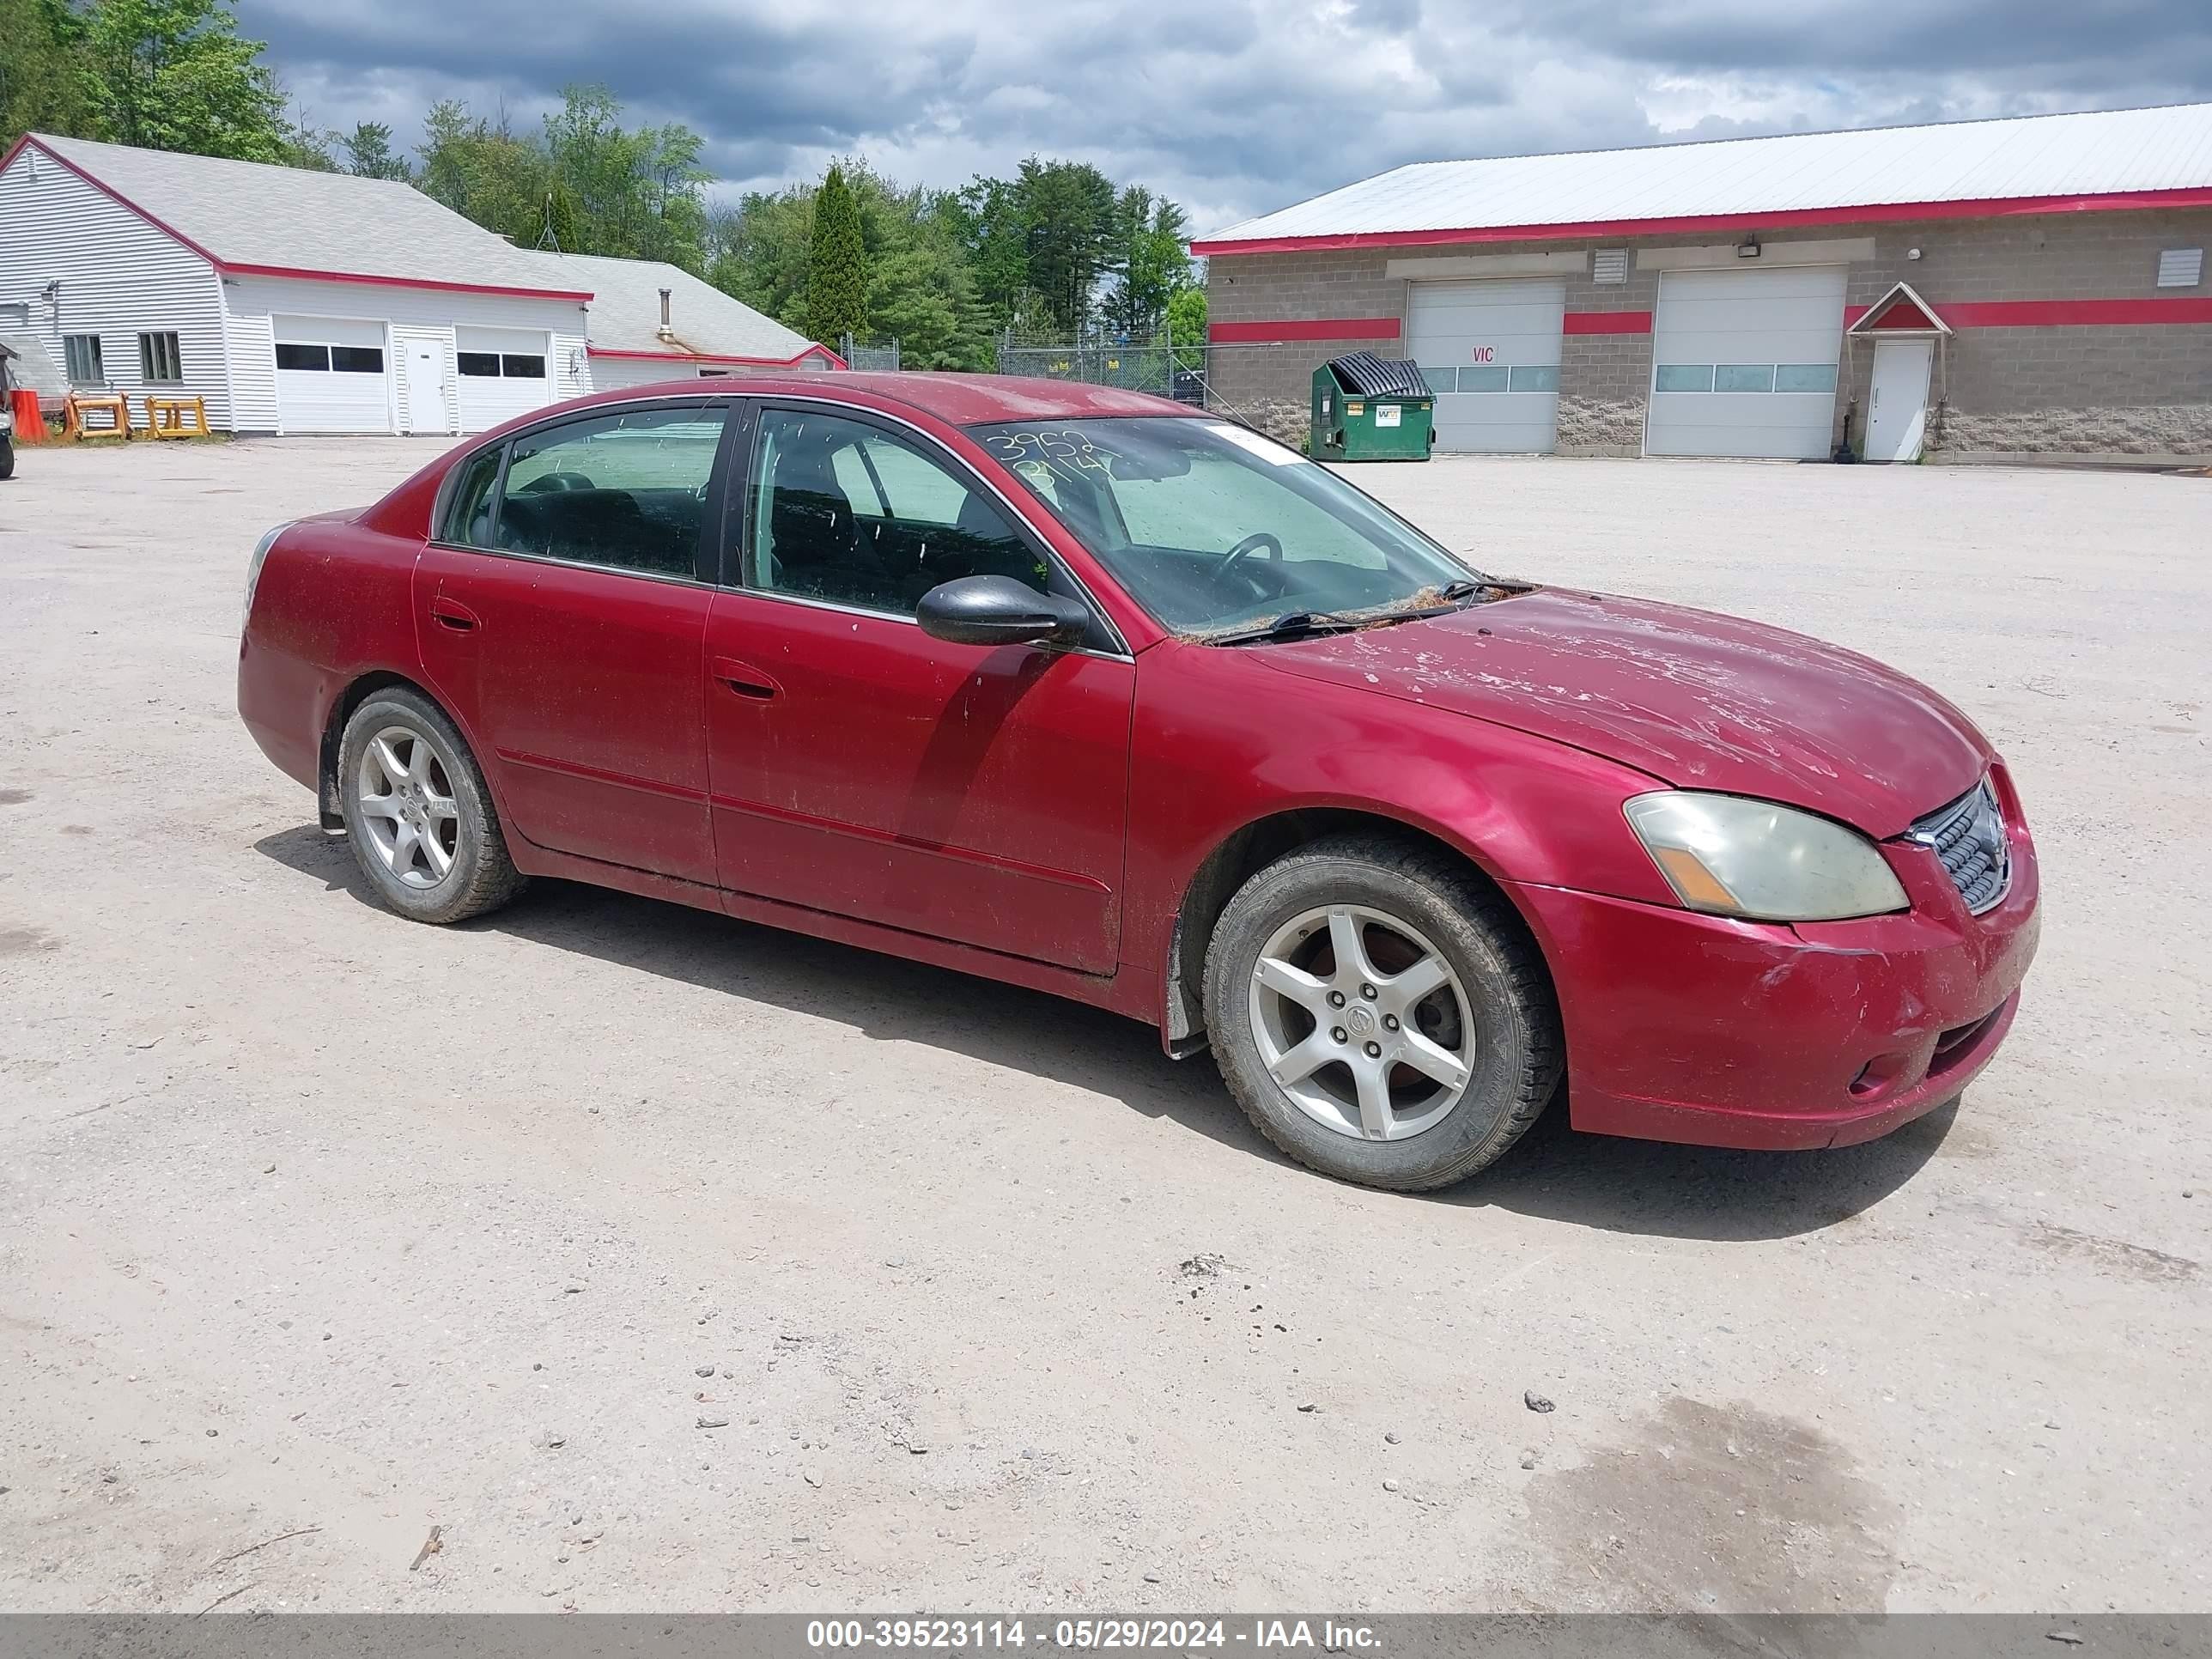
[
  {"x1": 1166, "y1": 283, "x2": 1207, "y2": 369},
  {"x1": 342, "y1": 119, "x2": 410, "y2": 180},
  {"x1": 82, "y1": 0, "x2": 288, "y2": 161},
  {"x1": 416, "y1": 100, "x2": 551, "y2": 245},
  {"x1": 1014, "y1": 158, "x2": 1117, "y2": 337},
  {"x1": 0, "y1": 0, "x2": 95, "y2": 151},
  {"x1": 805, "y1": 162, "x2": 868, "y2": 348},
  {"x1": 1103, "y1": 186, "x2": 1192, "y2": 337}
]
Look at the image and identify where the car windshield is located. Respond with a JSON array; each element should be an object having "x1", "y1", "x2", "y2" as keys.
[{"x1": 967, "y1": 417, "x2": 1490, "y2": 636}]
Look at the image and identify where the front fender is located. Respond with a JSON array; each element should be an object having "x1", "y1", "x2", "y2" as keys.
[{"x1": 1126, "y1": 639, "x2": 1681, "y2": 1036}]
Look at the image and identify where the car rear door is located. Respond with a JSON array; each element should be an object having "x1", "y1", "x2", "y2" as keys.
[
  {"x1": 701, "y1": 399, "x2": 1134, "y2": 974},
  {"x1": 414, "y1": 398, "x2": 733, "y2": 888}
]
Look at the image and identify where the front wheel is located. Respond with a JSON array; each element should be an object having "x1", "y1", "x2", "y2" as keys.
[
  {"x1": 0, "y1": 435, "x2": 15, "y2": 481},
  {"x1": 336, "y1": 688, "x2": 525, "y2": 924},
  {"x1": 1202, "y1": 836, "x2": 1562, "y2": 1190}
]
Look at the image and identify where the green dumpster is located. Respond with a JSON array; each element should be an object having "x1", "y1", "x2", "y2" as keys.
[{"x1": 1310, "y1": 353, "x2": 1434, "y2": 461}]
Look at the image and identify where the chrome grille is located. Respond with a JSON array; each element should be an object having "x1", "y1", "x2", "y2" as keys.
[{"x1": 1909, "y1": 780, "x2": 2010, "y2": 914}]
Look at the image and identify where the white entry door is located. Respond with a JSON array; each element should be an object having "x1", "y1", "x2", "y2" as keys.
[
  {"x1": 402, "y1": 340, "x2": 448, "y2": 434},
  {"x1": 1407, "y1": 279, "x2": 1565, "y2": 453},
  {"x1": 1644, "y1": 266, "x2": 1847, "y2": 459},
  {"x1": 1865, "y1": 337, "x2": 1935, "y2": 463}
]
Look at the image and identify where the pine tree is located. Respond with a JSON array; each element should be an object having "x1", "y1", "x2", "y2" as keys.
[{"x1": 805, "y1": 163, "x2": 869, "y2": 349}]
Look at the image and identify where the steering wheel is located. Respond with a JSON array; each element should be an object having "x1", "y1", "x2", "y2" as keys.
[{"x1": 1212, "y1": 532, "x2": 1283, "y2": 589}]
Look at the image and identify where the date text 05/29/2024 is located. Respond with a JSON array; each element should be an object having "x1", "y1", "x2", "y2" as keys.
[{"x1": 805, "y1": 1620, "x2": 1380, "y2": 1650}]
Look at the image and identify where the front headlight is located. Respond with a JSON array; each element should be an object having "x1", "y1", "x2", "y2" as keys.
[{"x1": 1624, "y1": 791, "x2": 1909, "y2": 922}]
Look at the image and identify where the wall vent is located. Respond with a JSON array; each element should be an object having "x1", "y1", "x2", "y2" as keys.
[
  {"x1": 2156, "y1": 247, "x2": 2203, "y2": 288},
  {"x1": 1592, "y1": 248, "x2": 1629, "y2": 285}
]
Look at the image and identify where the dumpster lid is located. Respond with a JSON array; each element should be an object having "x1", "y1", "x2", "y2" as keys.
[{"x1": 1326, "y1": 352, "x2": 1431, "y2": 398}]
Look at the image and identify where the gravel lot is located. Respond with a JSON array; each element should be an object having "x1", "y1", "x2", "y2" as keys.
[{"x1": 2, "y1": 438, "x2": 2207, "y2": 1615}]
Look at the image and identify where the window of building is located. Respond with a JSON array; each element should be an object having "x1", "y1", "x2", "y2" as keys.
[
  {"x1": 501, "y1": 352, "x2": 546, "y2": 379},
  {"x1": 139, "y1": 331, "x2": 183, "y2": 383},
  {"x1": 1774, "y1": 363, "x2": 1840, "y2": 393},
  {"x1": 331, "y1": 345, "x2": 384, "y2": 373},
  {"x1": 1656, "y1": 363, "x2": 1839, "y2": 394},
  {"x1": 746, "y1": 407, "x2": 1048, "y2": 614},
  {"x1": 493, "y1": 404, "x2": 726, "y2": 578},
  {"x1": 1508, "y1": 364, "x2": 1559, "y2": 392},
  {"x1": 64, "y1": 334, "x2": 105, "y2": 385},
  {"x1": 276, "y1": 343, "x2": 330, "y2": 371},
  {"x1": 1714, "y1": 364, "x2": 1775, "y2": 393},
  {"x1": 458, "y1": 352, "x2": 501, "y2": 377}
]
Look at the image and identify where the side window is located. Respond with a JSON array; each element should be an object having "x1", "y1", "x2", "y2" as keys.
[
  {"x1": 442, "y1": 446, "x2": 504, "y2": 547},
  {"x1": 745, "y1": 408, "x2": 1051, "y2": 616},
  {"x1": 494, "y1": 404, "x2": 726, "y2": 578}
]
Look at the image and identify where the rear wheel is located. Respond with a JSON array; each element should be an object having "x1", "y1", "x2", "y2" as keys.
[
  {"x1": 1201, "y1": 835, "x2": 1561, "y2": 1190},
  {"x1": 336, "y1": 688, "x2": 524, "y2": 924}
]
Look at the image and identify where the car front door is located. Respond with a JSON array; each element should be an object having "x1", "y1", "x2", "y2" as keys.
[
  {"x1": 415, "y1": 398, "x2": 731, "y2": 888},
  {"x1": 701, "y1": 401, "x2": 1134, "y2": 975}
]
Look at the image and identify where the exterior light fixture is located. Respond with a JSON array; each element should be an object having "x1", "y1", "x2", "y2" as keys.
[{"x1": 1736, "y1": 235, "x2": 1761, "y2": 259}]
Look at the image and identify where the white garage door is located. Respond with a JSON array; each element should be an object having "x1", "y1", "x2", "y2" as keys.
[
  {"x1": 455, "y1": 326, "x2": 553, "y2": 432},
  {"x1": 1407, "y1": 279, "x2": 1565, "y2": 453},
  {"x1": 273, "y1": 316, "x2": 392, "y2": 434},
  {"x1": 1644, "y1": 267, "x2": 1847, "y2": 459}
]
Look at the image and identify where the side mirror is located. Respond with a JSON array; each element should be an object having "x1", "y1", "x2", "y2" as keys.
[{"x1": 915, "y1": 575, "x2": 1091, "y2": 648}]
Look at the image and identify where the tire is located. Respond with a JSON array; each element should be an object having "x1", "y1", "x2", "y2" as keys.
[
  {"x1": 335, "y1": 687, "x2": 525, "y2": 925},
  {"x1": 1201, "y1": 834, "x2": 1562, "y2": 1191},
  {"x1": 0, "y1": 436, "x2": 15, "y2": 481}
]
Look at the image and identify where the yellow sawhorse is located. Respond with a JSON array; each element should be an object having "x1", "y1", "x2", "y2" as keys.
[
  {"x1": 63, "y1": 392, "x2": 132, "y2": 440},
  {"x1": 143, "y1": 394, "x2": 211, "y2": 438}
]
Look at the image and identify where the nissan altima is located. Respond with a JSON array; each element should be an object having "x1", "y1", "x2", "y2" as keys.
[{"x1": 238, "y1": 374, "x2": 2039, "y2": 1189}]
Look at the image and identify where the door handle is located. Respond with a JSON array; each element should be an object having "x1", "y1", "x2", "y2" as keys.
[
  {"x1": 429, "y1": 597, "x2": 479, "y2": 632},
  {"x1": 711, "y1": 656, "x2": 781, "y2": 701}
]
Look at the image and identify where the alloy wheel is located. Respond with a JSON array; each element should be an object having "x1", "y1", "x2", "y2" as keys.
[
  {"x1": 1246, "y1": 903, "x2": 1474, "y2": 1141},
  {"x1": 355, "y1": 724, "x2": 461, "y2": 890}
]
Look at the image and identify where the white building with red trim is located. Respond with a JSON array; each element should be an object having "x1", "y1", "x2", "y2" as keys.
[
  {"x1": 1194, "y1": 103, "x2": 2212, "y2": 464},
  {"x1": 0, "y1": 133, "x2": 841, "y2": 436}
]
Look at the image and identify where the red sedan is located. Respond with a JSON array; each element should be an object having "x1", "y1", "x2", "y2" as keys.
[{"x1": 238, "y1": 375, "x2": 2039, "y2": 1189}]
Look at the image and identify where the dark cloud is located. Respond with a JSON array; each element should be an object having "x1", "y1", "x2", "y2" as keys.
[{"x1": 240, "y1": 0, "x2": 2212, "y2": 231}]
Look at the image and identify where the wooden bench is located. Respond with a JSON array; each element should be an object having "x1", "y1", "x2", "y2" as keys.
[
  {"x1": 143, "y1": 394, "x2": 211, "y2": 439},
  {"x1": 63, "y1": 392, "x2": 131, "y2": 441}
]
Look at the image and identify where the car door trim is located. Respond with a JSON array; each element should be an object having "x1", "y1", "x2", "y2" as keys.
[{"x1": 706, "y1": 790, "x2": 1115, "y2": 893}]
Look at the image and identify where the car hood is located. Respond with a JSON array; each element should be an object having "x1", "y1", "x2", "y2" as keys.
[{"x1": 1249, "y1": 588, "x2": 1989, "y2": 837}]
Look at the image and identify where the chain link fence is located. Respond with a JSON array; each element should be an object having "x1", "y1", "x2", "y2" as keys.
[
  {"x1": 838, "y1": 335, "x2": 901, "y2": 372},
  {"x1": 994, "y1": 331, "x2": 1207, "y2": 404}
]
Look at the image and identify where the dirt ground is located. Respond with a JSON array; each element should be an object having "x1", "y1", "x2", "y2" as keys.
[{"x1": 1, "y1": 438, "x2": 2206, "y2": 1616}]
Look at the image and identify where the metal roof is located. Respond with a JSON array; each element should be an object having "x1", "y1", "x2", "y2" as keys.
[
  {"x1": 1194, "y1": 102, "x2": 2212, "y2": 253},
  {"x1": 15, "y1": 133, "x2": 592, "y2": 297},
  {"x1": 516, "y1": 251, "x2": 817, "y2": 362}
]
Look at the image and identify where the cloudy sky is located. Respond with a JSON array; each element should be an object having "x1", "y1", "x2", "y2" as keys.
[{"x1": 240, "y1": 0, "x2": 2212, "y2": 234}]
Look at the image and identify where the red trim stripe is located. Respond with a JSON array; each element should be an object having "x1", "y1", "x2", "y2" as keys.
[
  {"x1": 224, "y1": 262, "x2": 592, "y2": 301},
  {"x1": 1934, "y1": 296, "x2": 2212, "y2": 327},
  {"x1": 1564, "y1": 310, "x2": 1651, "y2": 335},
  {"x1": 1208, "y1": 317, "x2": 1401, "y2": 343},
  {"x1": 1191, "y1": 186, "x2": 2212, "y2": 257}
]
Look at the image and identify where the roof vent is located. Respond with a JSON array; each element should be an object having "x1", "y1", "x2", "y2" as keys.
[
  {"x1": 656, "y1": 287, "x2": 675, "y2": 341},
  {"x1": 2157, "y1": 247, "x2": 2203, "y2": 289},
  {"x1": 1592, "y1": 248, "x2": 1628, "y2": 285}
]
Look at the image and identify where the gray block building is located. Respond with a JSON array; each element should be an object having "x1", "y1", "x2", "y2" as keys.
[{"x1": 1194, "y1": 104, "x2": 2212, "y2": 464}]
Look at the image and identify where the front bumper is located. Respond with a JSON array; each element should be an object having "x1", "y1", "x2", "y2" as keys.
[{"x1": 1510, "y1": 780, "x2": 2040, "y2": 1152}]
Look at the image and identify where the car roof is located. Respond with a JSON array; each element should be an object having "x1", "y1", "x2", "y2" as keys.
[{"x1": 650, "y1": 371, "x2": 1200, "y2": 425}]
